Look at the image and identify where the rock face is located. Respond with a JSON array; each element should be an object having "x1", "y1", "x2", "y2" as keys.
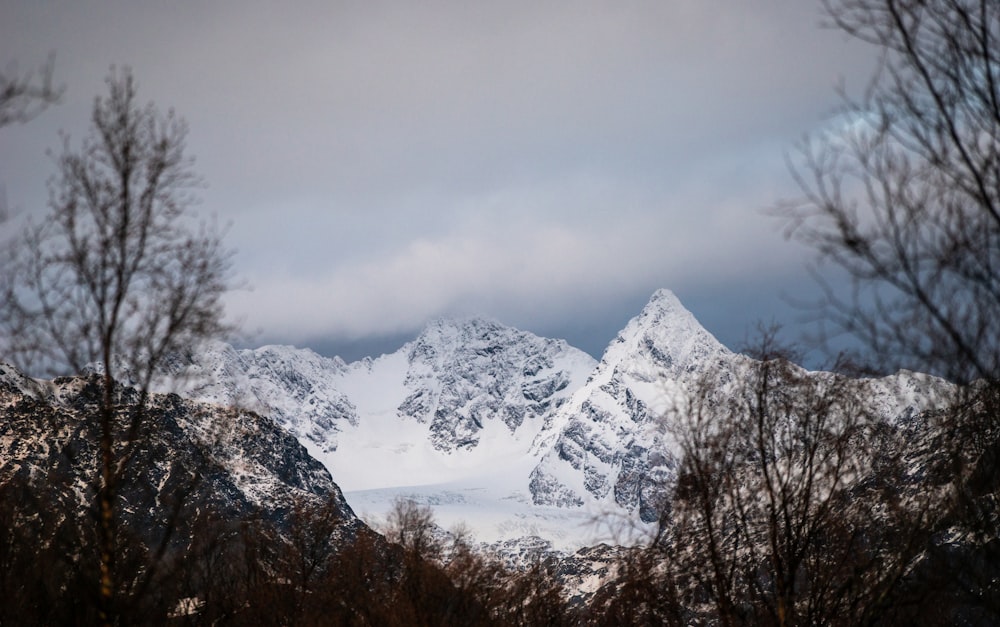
[
  {"x1": 528, "y1": 289, "x2": 739, "y2": 521},
  {"x1": 0, "y1": 363, "x2": 362, "y2": 552},
  {"x1": 375, "y1": 317, "x2": 595, "y2": 452}
]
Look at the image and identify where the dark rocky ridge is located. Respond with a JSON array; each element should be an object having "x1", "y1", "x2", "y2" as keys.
[{"x1": 0, "y1": 363, "x2": 365, "y2": 556}]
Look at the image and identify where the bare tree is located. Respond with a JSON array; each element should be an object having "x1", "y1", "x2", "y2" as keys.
[
  {"x1": 780, "y1": 0, "x2": 1000, "y2": 617},
  {"x1": 1, "y1": 55, "x2": 62, "y2": 223},
  {"x1": 649, "y1": 334, "x2": 941, "y2": 626},
  {"x1": 0, "y1": 54, "x2": 62, "y2": 128},
  {"x1": 586, "y1": 546, "x2": 684, "y2": 627},
  {"x1": 383, "y1": 497, "x2": 442, "y2": 558},
  {"x1": 273, "y1": 494, "x2": 348, "y2": 621},
  {"x1": 0, "y1": 67, "x2": 233, "y2": 624},
  {"x1": 784, "y1": 0, "x2": 1000, "y2": 383}
]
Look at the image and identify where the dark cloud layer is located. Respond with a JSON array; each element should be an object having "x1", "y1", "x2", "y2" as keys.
[{"x1": 1, "y1": 1, "x2": 877, "y2": 362}]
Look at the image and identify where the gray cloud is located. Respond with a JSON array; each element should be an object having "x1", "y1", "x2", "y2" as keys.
[{"x1": 1, "y1": 1, "x2": 877, "y2": 360}]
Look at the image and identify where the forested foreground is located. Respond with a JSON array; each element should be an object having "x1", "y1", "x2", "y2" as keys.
[
  {"x1": 0, "y1": 477, "x2": 568, "y2": 625},
  {"x1": 1, "y1": 477, "x2": 995, "y2": 627},
  {"x1": 0, "y1": 355, "x2": 997, "y2": 626}
]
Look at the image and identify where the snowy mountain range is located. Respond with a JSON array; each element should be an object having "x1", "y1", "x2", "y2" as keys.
[{"x1": 165, "y1": 288, "x2": 948, "y2": 550}]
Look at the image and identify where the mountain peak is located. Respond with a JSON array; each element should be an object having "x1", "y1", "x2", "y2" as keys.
[
  {"x1": 417, "y1": 315, "x2": 505, "y2": 342},
  {"x1": 638, "y1": 288, "x2": 697, "y2": 327},
  {"x1": 342, "y1": 315, "x2": 592, "y2": 452},
  {"x1": 408, "y1": 315, "x2": 588, "y2": 367},
  {"x1": 646, "y1": 287, "x2": 682, "y2": 307},
  {"x1": 598, "y1": 289, "x2": 728, "y2": 378},
  {"x1": 528, "y1": 289, "x2": 730, "y2": 519}
]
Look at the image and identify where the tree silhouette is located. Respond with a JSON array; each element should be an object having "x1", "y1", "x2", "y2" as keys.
[
  {"x1": 661, "y1": 336, "x2": 942, "y2": 625},
  {"x1": 0, "y1": 54, "x2": 62, "y2": 128},
  {"x1": 0, "y1": 67, "x2": 234, "y2": 624},
  {"x1": 780, "y1": 0, "x2": 1000, "y2": 620}
]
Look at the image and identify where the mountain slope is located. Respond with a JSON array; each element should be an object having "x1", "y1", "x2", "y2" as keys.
[
  {"x1": 528, "y1": 289, "x2": 954, "y2": 523},
  {"x1": 165, "y1": 343, "x2": 359, "y2": 455},
  {"x1": 528, "y1": 289, "x2": 740, "y2": 521},
  {"x1": 323, "y1": 317, "x2": 596, "y2": 490},
  {"x1": 0, "y1": 362, "x2": 363, "y2": 546},
  {"x1": 169, "y1": 318, "x2": 600, "y2": 546}
]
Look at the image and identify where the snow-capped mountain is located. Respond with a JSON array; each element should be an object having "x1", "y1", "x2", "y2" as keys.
[
  {"x1": 165, "y1": 291, "x2": 736, "y2": 545},
  {"x1": 165, "y1": 289, "x2": 950, "y2": 550},
  {"x1": 173, "y1": 317, "x2": 594, "y2": 457},
  {"x1": 167, "y1": 316, "x2": 599, "y2": 546},
  {"x1": 341, "y1": 316, "x2": 597, "y2": 453},
  {"x1": 528, "y1": 289, "x2": 740, "y2": 522}
]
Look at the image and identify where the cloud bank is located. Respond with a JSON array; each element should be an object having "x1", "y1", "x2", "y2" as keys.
[{"x1": 1, "y1": 1, "x2": 877, "y2": 359}]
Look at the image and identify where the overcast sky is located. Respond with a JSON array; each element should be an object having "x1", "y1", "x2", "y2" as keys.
[{"x1": 1, "y1": 1, "x2": 877, "y2": 363}]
